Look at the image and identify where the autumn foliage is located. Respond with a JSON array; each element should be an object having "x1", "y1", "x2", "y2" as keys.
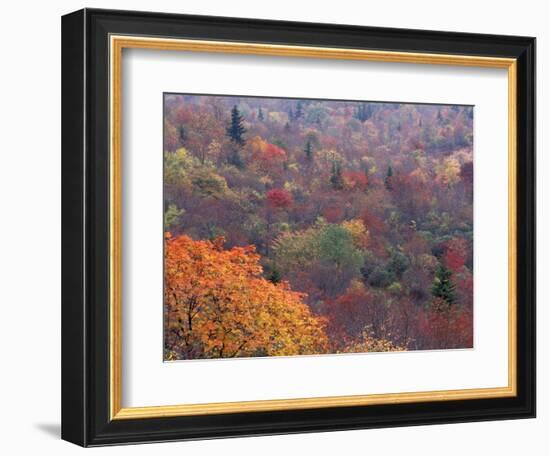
[
  {"x1": 164, "y1": 233, "x2": 328, "y2": 359},
  {"x1": 163, "y1": 95, "x2": 474, "y2": 360},
  {"x1": 266, "y1": 188, "x2": 293, "y2": 209}
]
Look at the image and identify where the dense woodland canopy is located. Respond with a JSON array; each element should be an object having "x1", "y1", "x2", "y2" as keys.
[{"x1": 163, "y1": 94, "x2": 474, "y2": 360}]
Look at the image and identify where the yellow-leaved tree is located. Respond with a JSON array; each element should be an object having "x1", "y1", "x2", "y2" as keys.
[{"x1": 164, "y1": 233, "x2": 328, "y2": 360}]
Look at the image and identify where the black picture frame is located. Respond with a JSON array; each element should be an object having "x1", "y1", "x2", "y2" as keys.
[{"x1": 62, "y1": 8, "x2": 536, "y2": 447}]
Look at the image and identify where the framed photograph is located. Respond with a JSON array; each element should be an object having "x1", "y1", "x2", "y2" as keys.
[{"x1": 61, "y1": 8, "x2": 535, "y2": 446}]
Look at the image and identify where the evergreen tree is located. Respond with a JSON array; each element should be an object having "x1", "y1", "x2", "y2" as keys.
[
  {"x1": 295, "y1": 100, "x2": 304, "y2": 119},
  {"x1": 354, "y1": 104, "x2": 362, "y2": 121},
  {"x1": 330, "y1": 162, "x2": 344, "y2": 190},
  {"x1": 288, "y1": 107, "x2": 294, "y2": 122},
  {"x1": 179, "y1": 125, "x2": 187, "y2": 144},
  {"x1": 437, "y1": 108, "x2": 443, "y2": 124},
  {"x1": 226, "y1": 105, "x2": 247, "y2": 146},
  {"x1": 431, "y1": 263, "x2": 457, "y2": 305},
  {"x1": 354, "y1": 103, "x2": 373, "y2": 122},
  {"x1": 258, "y1": 107, "x2": 264, "y2": 121},
  {"x1": 384, "y1": 165, "x2": 394, "y2": 191},
  {"x1": 304, "y1": 139, "x2": 313, "y2": 161},
  {"x1": 268, "y1": 265, "x2": 282, "y2": 284}
]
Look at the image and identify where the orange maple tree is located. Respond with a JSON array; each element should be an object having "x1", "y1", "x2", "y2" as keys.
[{"x1": 164, "y1": 233, "x2": 328, "y2": 360}]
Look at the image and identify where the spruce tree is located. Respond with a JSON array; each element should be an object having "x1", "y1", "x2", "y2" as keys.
[
  {"x1": 258, "y1": 107, "x2": 264, "y2": 121},
  {"x1": 330, "y1": 162, "x2": 344, "y2": 190},
  {"x1": 431, "y1": 264, "x2": 457, "y2": 306},
  {"x1": 295, "y1": 101, "x2": 304, "y2": 119},
  {"x1": 304, "y1": 139, "x2": 313, "y2": 161},
  {"x1": 354, "y1": 104, "x2": 363, "y2": 121},
  {"x1": 226, "y1": 105, "x2": 247, "y2": 146},
  {"x1": 179, "y1": 125, "x2": 187, "y2": 144},
  {"x1": 384, "y1": 165, "x2": 394, "y2": 191},
  {"x1": 354, "y1": 103, "x2": 372, "y2": 122},
  {"x1": 268, "y1": 265, "x2": 282, "y2": 284}
]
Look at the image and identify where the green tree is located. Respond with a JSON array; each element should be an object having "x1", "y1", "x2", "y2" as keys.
[
  {"x1": 191, "y1": 168, "x2": 229, "y2": 197},
  {"x1": 267, "y1": 264, "x2": 282, "y2": 284},
  {"x1": 330, "y1": 162, "x2": 344, "y2": 190},
  {"x1": 295, "y1": 100, "x2": 304, "y2": 119},
  {"x1": 258, "y1": 107, "x2": 264, "y2": 121},
  {"x1": 273, "y1": 222, "x2": 364, "y2": 297},
  {"x1": 304, "y1": 139, "x2": 313, "y2": 161},
  {"x1": 226, "y1": 105, "x2": 247, "y2": 146},
  {"x1": 315, "y1": 224, "x2": 365, "y2": 296},
  {"x1": 431, "y1": 263, "x2": 457, "y2": 305},
  {"x1": 179, "y1": 125, "x2": 187, "y2": 144},
  {"x1": 164, "y1": 148, "x2": 198, "y2": 189},
  {"x1": 387, "y1": 249, "x2": 410, "y2": 279},
  {"x1": 316, "y1": 225, "x2": 364, "y2": 270},
  {"x1": 164, "y1": 204, "x2": 185, "y2": 231},
  {"x1": 384, "y1": 165, "x2": 394, "y2": 191},
  {"x1": 288, "y1": 107, "x2": 294, "y2": 122},
  {"x1": 354, "y1": 103, "x2": 373, "y2": 122}
]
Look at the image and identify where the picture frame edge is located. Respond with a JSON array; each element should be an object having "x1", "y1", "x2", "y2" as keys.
[{"x1": 61, "y1": 8, "x2": 536, "y2": 447}]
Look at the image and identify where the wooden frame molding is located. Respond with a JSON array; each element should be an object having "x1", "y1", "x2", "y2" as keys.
[{"x1": 109, "y1": 35, "x2": 518, "y2": 421}]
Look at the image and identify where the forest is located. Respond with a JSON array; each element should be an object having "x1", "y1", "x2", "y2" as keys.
[{"x1": 163, "y1": 93, "x2": 474, "y2": 360}]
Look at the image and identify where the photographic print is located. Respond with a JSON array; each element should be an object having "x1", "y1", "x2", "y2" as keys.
[
  {"x1": 62, "y1": 12, "x2": 535, "y2": 444},
  {"x1": 163, "y1": 94, "x2": 474, "y2": 361}
]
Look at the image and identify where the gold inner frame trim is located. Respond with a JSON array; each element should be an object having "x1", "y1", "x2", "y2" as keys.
[{"x1": 109, "y1": 35, "x2": 518, "y2": 420}]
